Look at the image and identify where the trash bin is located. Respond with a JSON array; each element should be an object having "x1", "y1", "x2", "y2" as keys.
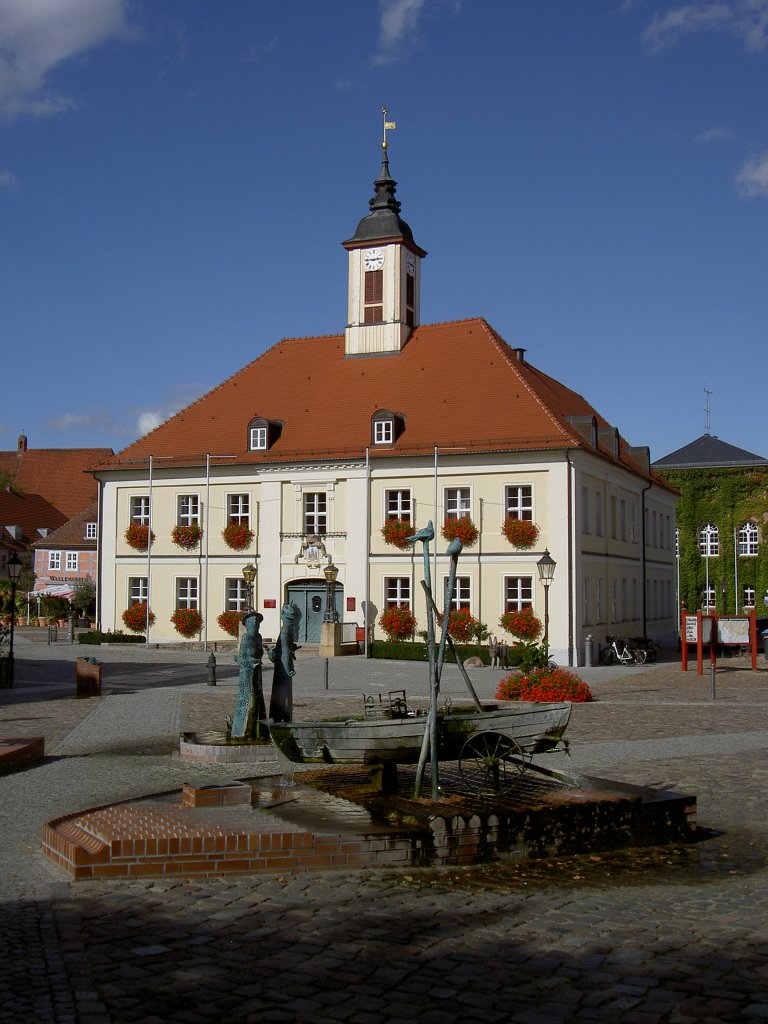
[{"x1": 76, "y1": 657, "x2": 102, "y2": 697}]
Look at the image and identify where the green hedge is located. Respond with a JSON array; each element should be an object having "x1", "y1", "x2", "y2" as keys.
[
  {"x1": 77, "y1": 631, "x2": 146, "y2": 645},
  {"x1": 370, "y1": 641, "x2": 490, "y2": 665}
]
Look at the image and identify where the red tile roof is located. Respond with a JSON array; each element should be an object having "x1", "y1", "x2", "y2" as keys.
[
  {"x1": 95, "y1": 318, "x2": 665, "y2": 485},
  {"x1": 0, "y1": 490, "x2": 66, "y2": 549},
  {"x1": 0, "y1": 447, "x2": 112, "y2": 518},
  {"x1": 31, "y1": 502, "x2": 98, "y2": 550}
]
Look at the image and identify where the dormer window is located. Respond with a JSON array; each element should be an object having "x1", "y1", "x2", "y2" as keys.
[
  {"x1": 374, "y1": 419, "x2": 393, "y2": 445},
  {"x1": 371, "y1": 409, "x2": 404, "y2": 446},
  {"x1": 250, "y1": 425, "x2": 267, "y2": 450},
  {"x1": 85, "y1": 522, "x2": 97, "y2": 540},
  {"x1": 248, "y1": 416, "x2": 282, "y2": 452}
]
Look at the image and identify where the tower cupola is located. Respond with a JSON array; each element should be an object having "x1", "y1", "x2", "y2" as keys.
[{"x1": 342, "y1": 109, "x2": 426, "y2": 357}]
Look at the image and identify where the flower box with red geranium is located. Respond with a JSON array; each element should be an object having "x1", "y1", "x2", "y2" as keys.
[
  {"x1": 122, "y1": 603, "x2": 155, "y2": 634},
  {"x1": 171, "y1": 524, "x2": 203, "y2": 549},
  {"x1": 441, "y1": 516, "x2": 478, "y2": 547},
  {"x1": 222, "y1": 523, "x2": 254, "y2": 551},
  {"x1": 381, "y1": 519, "x2": 414, "y2": 550},
  {"x1": 217, "y1": 610, "x2": 243, "y2": 638},
  {"x1": 496, "y1": 666, "x2": 593, "y2": 703},
  {"x1": 379, "y1": 606, "x2": 417, "y2": 642},
  {"x1": 499, "y1": 606, "x2": 542, "y2": 641},
  {"x1": 124, "y1": 523, "x2": 154, "y2": 550},
  {"x1": 502, "y1": 518, "x2": 540, "y2": 549},
  {"x1": 171, "y1": 607, "x2": 203, "y2": 638},
  {"x1": 445, "y1": 609, "x2": 479, "y2": 644}
]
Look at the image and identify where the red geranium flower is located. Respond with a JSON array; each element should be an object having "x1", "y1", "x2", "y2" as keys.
[
  {"x1": 172, "y1": 524, "x2": 203, "y2": 549},
  {"x1": 441, "y1": 516, "x2": 478, "y2": 547},
  {"x1": 496, "y1": 666, "x2": 593, "y2": 703},
  {"x1": 499, "y1": 606, "x2": 542, "y2": 641},
  {"x1": 381, "y1": 519, "x2": 414, "y2": 550},
  {"x1": 124, "y1": 523, "x2": 154, "y2": 550},
  {"x1": 171, "y1": 607, "x2": 203, "y2": 637},
  {"x1": 222, "y1": 523, "x2": 254, "y2": 551},
  {"x1": 121, "y1": 603, "x2": 155, "y2": 633},
  {"x1": 217, "y1": 610, "x2": 243, "y2": 637},
  {"x1": 379, "y1": 606, "x2": 417, "y2": 642},
  {"x1": 502, "y1": 518, "x2": 540, "y2": 549}
]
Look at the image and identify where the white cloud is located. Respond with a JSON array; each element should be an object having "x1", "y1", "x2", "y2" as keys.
[
  {"x1": 137, "y1": 411, "x2": 163, "y2": 437},
  {"x1": 736, "y1": 150, "x2": 768, "y2": 197},
  {"x1": 371, "y1": 0, "x2": 461, "y2": 67},
  {"x1": 0, "y1": 0, "x2": 133, "y2": 122},
  {"x1": 695, "y1": 126, "x2": 734, "y2": 142},
  {"x1": 0, "y1": 168, "x2": 17, "y2": 188},
  {"x1": 644, "y1": 1, "x2": 768, "y2": 53}
]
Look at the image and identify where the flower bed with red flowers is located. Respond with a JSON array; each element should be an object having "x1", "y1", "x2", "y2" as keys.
[
  {"x1": 502, "y1": 518, "x2": 540, "y2": 549},
  {"x1": 222, "y1": 523, "x2": 254, "y2": 551},
  {"x1": 217, "y1": 610, "x2": 243, "y2": 637},
  {"x1": 496, "y1": 666, "x2": 593, "y2": 703},
  {"x1": 171, "y1": 524, "x2": 203, "y2": 549},
  {"x1": 444, "y1": 609, "x2": 479, "y2": 644},
  {"x1": 381, "y1": 519, "x2": 414, "y2": 549},
  {"x1": 171, "y1": 607, "x2": 203, "y2": 638},
  {"x1": 124, "y1": 523, "x2": 154, "y2": 550},
  {"x1": 121, "y1": 603, "x2": 155, "y2": 634},
  {"x1": 499, "y1": 606, "x2": 542, "y2": 641},
  {"x1": 379, "y1": 605, "x2": 417, "y2": 642},
  {"x1": 441, "y1": 516, "x2": 478, "y2": 547}
]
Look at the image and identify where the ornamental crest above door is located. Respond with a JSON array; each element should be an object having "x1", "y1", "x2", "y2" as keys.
[{"x1": 294, "y1": 535, "x2": 328, "y2": 568}]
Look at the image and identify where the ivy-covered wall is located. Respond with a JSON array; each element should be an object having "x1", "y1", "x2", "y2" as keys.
[{"x1": 658, "y1": 465, "x2": 768, "y2": 616}]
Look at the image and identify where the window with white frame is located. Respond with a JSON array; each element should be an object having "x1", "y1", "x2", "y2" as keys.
[
  {"x1": 594, "y1": 492, "x2": 603, "y2": 537},
  {"x1": 504, "y1": 576, "x2": 533, "y2": 612},
  {"x1": 699, "y1": 523, "x2": 719, "y2": 557},
  {"x1": 304, "y1": 492, "x2": 327, "y2": 535},
  {"x1": 581, "y1": 487, "x2": 590, "y2": 534},
  {"x1": 66, "y1": 552, "x2": 78, "y2": 572},
  {"x1": 130, "y1": 495, "x2": 150, "y2": 525},
  {"x1": 374, "y1": 419, "x2": 394, "y2": 444},
  {"x1": 738, "y1": 521, "x2": 758, "y2": 556},
  {"x1": 384, "y1": 577, "x2": 411, "y2": 608},
  {"x1": 446, "y1": 575, "x2": 471, "y2": 610},
  {"x1": 249, "y1": 425, "x2": 267, "y2": 450},
  {"x1": 583, "y1": 576, "x2": 591, "y2": 625},
  {"x1": 596, "y1": 577, "x2": 604, "y2": 622},
  {"x1": 225, "y1": 578, "x2": 248, "y2": 613},
  {"x1": 505, "y1": 484, "x2": 533, "y2": 521},
  {"x1": 129, "y1": 577, "x2": 148, "y2": 606},
  {"x1": 177, "y1": 495, "x2": 200, "y2": 526},
  {"x1": 444, "y1": 487, "x2": 470, "y2": 520},
  {"x1": 227, "y1": 494, "x2": 250, "y2": 526},
  {"x1": 385, "y1": 489, "x2": 412, "y2": 521},
  {"x1": 743, "y1": 585, "x2": 756, "y2": 608},
  {"x1": 49, "y1": 551, "x2": 61, "y2": 571},
  {"x1": 176, "y1": 577, "x2": 199, "y2": 610},
  {"x1": 85, "y1": 522, "x2": 97, "y2": 540},
  {"x1": 703, "y1": 584, "x2": 715, "y2": 608}
]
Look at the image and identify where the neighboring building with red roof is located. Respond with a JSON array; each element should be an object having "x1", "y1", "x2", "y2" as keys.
[
  {"x1": 31, "y1": 502, "x2": 98, "y2": 608},
  {"x1": 94, "y1": 142, "x2": 677, "y2": 661},
  {"x1": 0, "y1": 489, "x2": 66, "y2": 582}
]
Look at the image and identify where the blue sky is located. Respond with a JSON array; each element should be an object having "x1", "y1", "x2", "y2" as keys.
[{"x1": 1, "y1": 0, "x2": 767, "y2": 462}]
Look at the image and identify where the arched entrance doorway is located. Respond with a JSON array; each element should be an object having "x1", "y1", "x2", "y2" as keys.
[{"x1": 285, "y1": 579, "x2": 344, "y2": 643}]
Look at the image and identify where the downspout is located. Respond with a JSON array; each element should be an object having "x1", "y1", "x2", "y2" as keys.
[
  {"x1": 433, "y1": 446, "x2": 438, "y2": 587},
  {"x1": 96, "y1": 476, "x2": 103, "y2": 631},
  {"x1": 204, "y1": 453, "x2": 211, "y2": 650},
  {"x1": 365, "y1": 447, "x2": 370, "y2": 657},
  {"x1": 566, "y1": 450, "x2": 574, "y2": 666},
  {"x1": 146, "y1": 455, "x2": 153, "y2": 643},
  {"x1": 641, "y1": 480, "x2": 652, "y2": 637}
]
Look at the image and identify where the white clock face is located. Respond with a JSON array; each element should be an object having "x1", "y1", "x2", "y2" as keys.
[
  {"x1": 406, "y1": 252, "x2": 416, "y2": 276},
  {"x1": 363, "y1": 248, "x2": 384, "y2": 271}
]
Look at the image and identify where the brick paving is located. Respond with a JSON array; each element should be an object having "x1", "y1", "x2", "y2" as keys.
[{"x1": 1, "y1": 638, "x2": 768, "y2": 1022}]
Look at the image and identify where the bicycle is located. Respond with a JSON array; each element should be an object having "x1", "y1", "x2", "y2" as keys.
[
  {"x1": 599, "y1": 634, "x2": 647, "y2": 666},
  {"x1": 627, "y1": 636, "x2": 661, "y2": 663}
]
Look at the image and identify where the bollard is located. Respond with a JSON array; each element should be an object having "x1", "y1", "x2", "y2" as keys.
[
  {"x1": 710, "y1": 662, "x2": 716, "y2": 700},
  {"x1": 324, "y1": 657, "x2": 329, "y2": 690},
  {"x1": 207, "y1": 651, "x2": 217, "y2": 686},
  {"x1": 67, "y1": 615, "x2": 75, "y2": 643},
  {"x1": 584, "y1": 634, "x2": 594, "y2": 667}
]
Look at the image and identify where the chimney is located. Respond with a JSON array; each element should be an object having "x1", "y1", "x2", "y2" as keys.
[{"x1": 511, "y1": 348, "x2": 527, "y2": 363}]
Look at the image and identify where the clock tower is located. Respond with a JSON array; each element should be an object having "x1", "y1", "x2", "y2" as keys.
[{"x1": 343, "y1": 119, "x2": 426, "y2": 357}]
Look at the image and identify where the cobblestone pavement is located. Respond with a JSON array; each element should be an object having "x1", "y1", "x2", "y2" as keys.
[{"x1": 1, "y1": 641, "x2": 768, "y2": 1022}]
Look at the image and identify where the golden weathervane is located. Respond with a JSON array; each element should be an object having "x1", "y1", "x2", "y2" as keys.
[{"x1": 382, "y1": 106, "x2": 397, "y2": 149}]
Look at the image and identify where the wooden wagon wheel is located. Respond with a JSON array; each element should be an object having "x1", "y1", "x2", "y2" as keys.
[{"x1": 458, "y1": 732, "x2": 526, "y2": 793}]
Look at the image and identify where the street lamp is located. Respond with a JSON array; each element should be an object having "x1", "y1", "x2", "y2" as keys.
[
  {"x1": 536, "y1": 549, "x2": 556, "y2": 661},
  {"x1": 7, "y1": 551, "x2": 22, "y2": 688},
  {"x1": 241, "y1": 563, "x2": 257, "y2": 612},
  {"x1": 323, "y1": 561, "x2": 339, "y2": 623}
]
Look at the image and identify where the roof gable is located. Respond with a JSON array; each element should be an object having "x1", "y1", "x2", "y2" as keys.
[{"x1": 653, "y1": 434, "x2": 768, "y2": 470}]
